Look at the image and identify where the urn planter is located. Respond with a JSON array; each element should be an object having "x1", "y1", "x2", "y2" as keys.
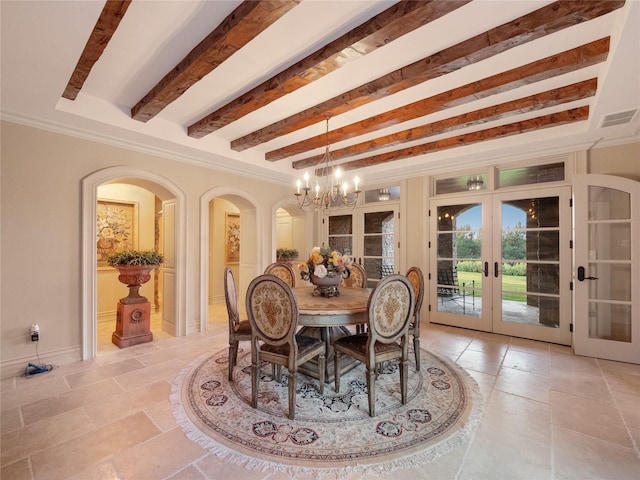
[{"x1": 108, "y1": 256, "x2": 162, "y2": 348}]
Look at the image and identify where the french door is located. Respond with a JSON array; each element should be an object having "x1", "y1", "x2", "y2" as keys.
[
  {"x1": 573, "y1": 174, "x2": 639, "y2": 364},
  {"x1": 324, "y1": 205, "x2": 398, "y2": 288},
  {"x1": 429, "y1": 186, "x2": 572, "y2": 344}
]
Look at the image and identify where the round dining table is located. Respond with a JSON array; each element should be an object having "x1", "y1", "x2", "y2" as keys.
[{"x1": 293, "y1": 285, "x2": 370, "y2": 382}]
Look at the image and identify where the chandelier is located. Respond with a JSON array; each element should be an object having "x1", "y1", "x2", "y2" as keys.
[{"x1": 295, "y1": 119, "x2": 360, "y2": 213}]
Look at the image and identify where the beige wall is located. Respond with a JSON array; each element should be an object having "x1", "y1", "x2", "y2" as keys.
[
  {"x1": 589, "y1": 142, "x2": 640, "y2": 180},
  {"x1": 0, "y1": 121, "x2": 290, "y2": 377},
  {"x1": 1, "y1": 119, "x2": 637, "y2": 377}
]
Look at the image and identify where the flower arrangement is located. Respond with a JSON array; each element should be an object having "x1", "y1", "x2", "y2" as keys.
[{"x1": 298, "y1": 246, "x2": 351, "y2": 281}]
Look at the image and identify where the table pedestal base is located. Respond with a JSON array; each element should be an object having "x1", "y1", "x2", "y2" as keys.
[{"x1": 298, "y1": 326, "x2": 361, "y2": 383}]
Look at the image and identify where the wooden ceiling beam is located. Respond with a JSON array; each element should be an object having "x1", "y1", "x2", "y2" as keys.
[
  {"x1": 231, "y1": 0, "x2": 623, "y2": 151},
  {"x1": 186, "y1": 0, "x2": 471, "y2": 138},
  {"x1": 279, "y1": 36, "x2": 609, "y2": 162},
  {"x1": 131, "y1": 0, "x2": 300, "y2": 123},
  {"x1": 321, "y1": 107, "x2": 590, "y2": 174},
  {"x1": 292, "y1": 78, "x2": 597, "y2": 170},
  {"x1": 62, "y1": 1, "x2": 132, "y2": 100}
]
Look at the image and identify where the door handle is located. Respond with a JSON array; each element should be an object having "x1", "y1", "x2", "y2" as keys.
[
  {"x1": 494, "y1": 262, "x2": 499, "y2": 278},
  {"x1": 577, "y1": 266, "x2": 599, "y2": 281},
  {"x1": 484, "y1": 261, "x2": 489, "y2": 277}
]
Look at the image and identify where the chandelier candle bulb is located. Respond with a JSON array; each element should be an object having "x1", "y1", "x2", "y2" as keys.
[{"x1": 293, "y1": 119, "x2": 362, "y2": 214}]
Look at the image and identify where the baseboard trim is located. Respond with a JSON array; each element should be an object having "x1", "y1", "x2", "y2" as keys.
[{"x1": 1, "y1": 346, "x2": 82, "y2": 380}]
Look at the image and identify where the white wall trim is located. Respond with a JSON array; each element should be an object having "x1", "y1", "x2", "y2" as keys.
[
  {"x1": 81, "y1": 166, "x2": 186, "y2": 360},
  {"x1": 199, "y1": 187, "x2": 263, "y2": 332},
  {"x1": 1, "y1": 346, "x2": 81, "y2": 380}
]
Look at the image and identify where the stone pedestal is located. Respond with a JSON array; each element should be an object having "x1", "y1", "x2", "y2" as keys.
[{"x1": 112, "y1": 300, "x2": 153, "y2": 348}]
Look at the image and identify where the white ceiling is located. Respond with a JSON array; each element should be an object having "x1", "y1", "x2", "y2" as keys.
[{"x1": 1, "y1": 0, "x2": 639, "y2": 188}]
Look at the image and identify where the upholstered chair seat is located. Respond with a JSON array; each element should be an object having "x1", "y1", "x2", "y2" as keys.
[
  {"x1": 334, "y1": 274, "x2": 415, "y2": 417},
  {"x1": 246, "y1": 274, "x2": 325, "y2": 420}
]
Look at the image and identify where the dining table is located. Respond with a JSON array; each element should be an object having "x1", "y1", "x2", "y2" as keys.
[{"x1": 293, "y1": 285, "x2": 370, "y2": 382}]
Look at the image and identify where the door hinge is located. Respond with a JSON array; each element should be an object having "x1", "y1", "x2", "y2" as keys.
[
  {"x1": 569, "y1": 198, "x2": 573, "y2": 207},
  {"x1": 569, "y1": 323, "x2": 573, "y2": 332},
  {"x1": 428, "y1": 241, "x2": 431, "y2": 248},
  {"x1": 428, "y1": 304, "x2": 432, "y2": 312},
  {"x1": 570, "y1": 240, "x2": 573, "y2": 249},
  {"x1": 570, "y1": 281, "x2": 573, "y2": 291},
  {"x1": 428, "y1": 209, "x2": 431, "y2": 216},
  {"x1": 398, "y1": 212, "x2": 401, "y2": 219},
  {"x1": 322, "y1": 218, "x2": 325, "y2": 224},
  {"x1": 428, "y1": 272, "x2": 432, "y2": 280}
]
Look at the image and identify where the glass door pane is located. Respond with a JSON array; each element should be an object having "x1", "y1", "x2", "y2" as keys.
[
  {"x1": 574, "y1": 174, "x2": 639, "y2": 364},
  {"x1": 500, "y1": 197, "x2": 561, "y2": 328},
  {"x1": 435, "y1": 203, "x2": 484, "y2": 319},
  {"x1": 328, "y1": 214, "x2": 352, "y2": 256},
  {"x1": 586, "y1": 186, "x2": 632, "y2": 342},
  {"x1": 493, "y1": 187, "x2": 571, "y2": 345},
  {"x1": 363, "y1": 210, "x2": 394, "y2": 288}
]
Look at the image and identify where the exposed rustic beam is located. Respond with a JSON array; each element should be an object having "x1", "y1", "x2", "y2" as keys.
[
  {"x1": 284, "y1": 38, "x2": 609, "y2": 162},
  {"x1": 292, "y1": 78, "x2": 597, "y2": 169},
  {"x1": 62, "y1": 1, "x2": 132, "y2": 100},
  {"x1": 187, "y1": 0, "x2": 471, "y2": 138},
  {"x1": 131, "y1": 1, "x2": 300, "y2": 122},
  {"x1": 323, "y1": 107, "x2": 589, "y2": 174},
  {"x1": 231, "y1": 0, "x2": 623, "y2": 151}
]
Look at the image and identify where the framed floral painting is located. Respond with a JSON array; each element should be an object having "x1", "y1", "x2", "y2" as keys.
[
  {"x1": 225, "y1": 212, "x2": 240, "y2": 264},
  {"x1": 97, "y1": 199, "x2": 138, "y2": 267}
]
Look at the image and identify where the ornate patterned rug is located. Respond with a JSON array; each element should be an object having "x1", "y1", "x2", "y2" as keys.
[{"x1": 171, "y1": 347, "x2": 482, "y2": 478}]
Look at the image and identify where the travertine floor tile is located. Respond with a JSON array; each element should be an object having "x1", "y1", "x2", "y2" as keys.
[
  {"x1": 494, "y1": 366, "x2": 550, "y2": 404},
  {"x1": 459, "y1": 423, "x2": 551, "y2": 479},
  {"x1": 112, "y1": 427, "x2": 205, "y2": 480},
  {"x1": 550, "y1": 390, "x2": 633, "y2": 448},
  {"x1": 30, "y1": 411, "x2": 160, "y2": 480},
  {"x1": 21, "y1": 378, "x2": 124, "y2": 425},
  {"x1": 1, "y1": 408, "x2": 94, "y2": 467},
  {"x1": 3, "y1": 306, "x2": 639, "y2": 480},
  {"x1": 553, "y1": 425, "x2": 640, "y2": 480}
]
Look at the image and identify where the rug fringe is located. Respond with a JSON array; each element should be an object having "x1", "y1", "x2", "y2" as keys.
[{"x1": 170, "y1": 349, "x2": 484, "y2": 479}]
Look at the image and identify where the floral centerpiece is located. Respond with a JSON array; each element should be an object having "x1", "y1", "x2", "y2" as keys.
[{"x1": 298, "y1": 246, "x2": 351, "y2": 297}]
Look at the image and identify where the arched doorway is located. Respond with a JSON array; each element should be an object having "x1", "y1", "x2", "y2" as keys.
[
  {"x1": 272, "y1": 199, "x2": 312, "y2": 264},
  {"x1": 82, "y1": 167, "x2": 186, "y2": 360},
  {"x1": 199, "y1": 188, "x2": 262, "y2": 331}
]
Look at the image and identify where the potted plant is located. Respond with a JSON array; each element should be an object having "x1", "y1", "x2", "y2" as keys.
[
  {"x1": 107, "y1": 250, "x2": 163, "y2": 348},
  {"x1": 276, "y1": 248, "x2": 298, "y2": 263},
  {"x1": 107, "y1": 250, "x2": 164, "y2": 303}
]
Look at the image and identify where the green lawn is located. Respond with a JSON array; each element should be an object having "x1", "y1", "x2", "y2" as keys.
[{"x1": 456, "y1": 271, "x2": 527, "y2": 302}]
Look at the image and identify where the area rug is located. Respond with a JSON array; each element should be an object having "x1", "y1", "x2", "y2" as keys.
[{"x1": 171, "y1": 347, "x2": 482, "y2": 478}]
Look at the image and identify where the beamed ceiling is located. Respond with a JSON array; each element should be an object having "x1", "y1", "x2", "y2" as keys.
[{"x1": 1, "y1": 1, "x2": 639, "y2": 186}]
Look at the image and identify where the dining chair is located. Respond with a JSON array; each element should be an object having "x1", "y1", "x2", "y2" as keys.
[
  {"x1": 341, "y1": 262, "x2": 368, "y2": 333},
  {"x1": 224, "y1": 267, "x2": 252, "y2": 382},
  {"x1": 246, "y1": 274, "x2": 326, "y2": 420},
  {"x1": 264, "y1": 262, "x2": 296, "y2": 287},
  {"x1": 333, "y1": 274, "x2": 415, "y2": 417},
  {"x1": 406, "y1": 266, "x2": 425, "y2": 370},
  {"x1": 341, "y1": 262, "x2": 367, "y2": 288}
]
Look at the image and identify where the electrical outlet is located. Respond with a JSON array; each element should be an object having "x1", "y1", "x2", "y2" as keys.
[{"x1": 30, "y1": 324, "x2": 40, "y2": 342}]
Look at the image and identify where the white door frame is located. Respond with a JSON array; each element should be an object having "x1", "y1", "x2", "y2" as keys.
[
  {"x1": 573, "y1": 174, "x2": 640, "y2": 364},
  {"x1": 82, "y1": 167, "x2": 186, "y2": 360}
]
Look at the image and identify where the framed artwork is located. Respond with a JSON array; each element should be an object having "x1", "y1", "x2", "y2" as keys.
[
  {"x1": 97, "y1": 199, "x2": 138, "y2": 267},
  {"x1": 225, "y1": 212, "x2": 240, "y2": 264}
]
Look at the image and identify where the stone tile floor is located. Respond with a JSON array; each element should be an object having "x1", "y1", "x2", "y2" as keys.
[{"x1": 2, "y1": 305, "x2": 639, "y2": 479}]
